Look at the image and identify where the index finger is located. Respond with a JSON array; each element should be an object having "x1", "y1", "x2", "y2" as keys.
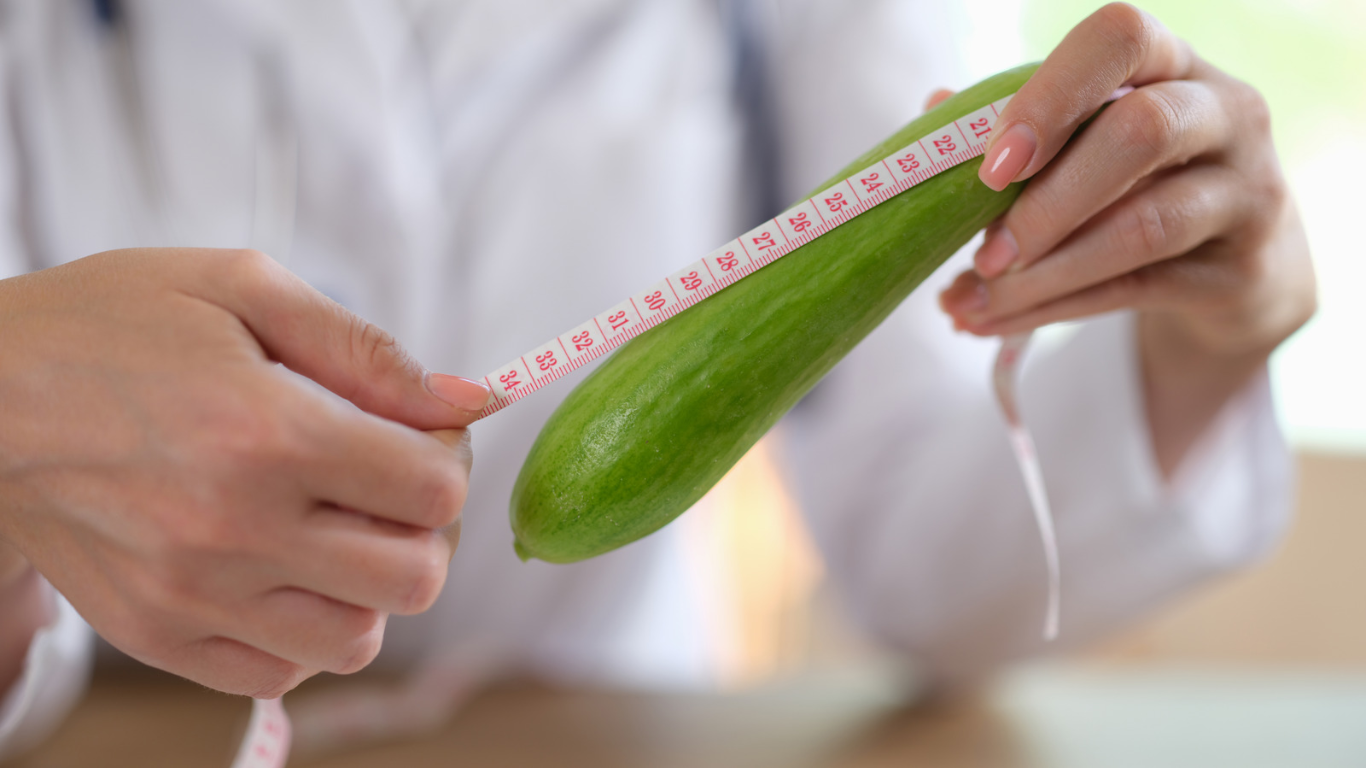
[
  {"x1": 294, "y1": 400, "x2": 474, "y2": 531},
  {"x1": 978, "y1": 2, "x2": 1195, "y2": 191}
]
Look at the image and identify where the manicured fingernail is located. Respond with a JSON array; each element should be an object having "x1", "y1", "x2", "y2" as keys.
[
  {"x1": 974, "y1": 226, "x2": 1019, "y2": 278},
  {"x1": 924, "y1": 88, "x2": 954, "y2": 112},
  {"x1": 979, "y1": 123, "x2": 1036, "y2": 191},
  {"x1": 940, "y1": 281, "x2": 988, "y2": 318},
  {"x1": 426, "y1": 374, "x2": 492, "y2": 411}
]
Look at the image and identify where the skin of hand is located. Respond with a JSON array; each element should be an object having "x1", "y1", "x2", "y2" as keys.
[
  {"x1": 937, "y1": 3, "x2": 1316, "y2": 477},
  {"x1": 0, "y1": 248, "x2": 490, "y2": 699}
]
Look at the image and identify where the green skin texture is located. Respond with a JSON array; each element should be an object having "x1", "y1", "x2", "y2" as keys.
[{"x1": 511, "y1": 63, "x2": 1040, "y2": 563}]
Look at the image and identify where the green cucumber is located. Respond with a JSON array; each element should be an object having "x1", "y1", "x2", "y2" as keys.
[{"x1": 511, "y1": 63, "x2": 1039, "y2": 563}]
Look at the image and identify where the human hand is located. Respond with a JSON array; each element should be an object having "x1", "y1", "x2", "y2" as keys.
[
  {"x1": 938, "y1": 2, "x2": 1313, "y2": 356},
  {"x1": 935, "y1": 3, "x2": 1314, "y2": 474},
  {"x1": 0, "y1": 249, "x2": 488, "y2": 698}
]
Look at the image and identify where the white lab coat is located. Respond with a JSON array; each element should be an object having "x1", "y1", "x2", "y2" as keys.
[{"x1": 0, "y1": 0, "x2": 1292, "y2": 755}]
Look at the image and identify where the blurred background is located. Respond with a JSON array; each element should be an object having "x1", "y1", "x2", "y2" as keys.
[{"x1": 7, "y1": 1, "x2": 1363, "y2": 766}]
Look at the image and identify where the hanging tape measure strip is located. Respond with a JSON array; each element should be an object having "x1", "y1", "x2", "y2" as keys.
[{"x1": 230, "y1": 696, "x2": 290, "y2": 768}]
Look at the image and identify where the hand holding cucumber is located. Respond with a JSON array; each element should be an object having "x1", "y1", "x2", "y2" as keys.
[
  {"x1": 938, "y1": 3, "x2": 1315, "y2": 475},
  {"x1": 0, "y1": 249, "x2": 486, "y2": 697}
]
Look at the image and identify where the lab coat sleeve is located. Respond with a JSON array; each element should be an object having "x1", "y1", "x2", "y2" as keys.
[
  {"x1": 784, "y1": 299, "x2": 1292, "y2": 684},
  {"x1": 0, "y1": 48, "x2": 30, "y2": 282},
  {"x1": 0, "y1": 581, "x2": 95, "y2": 760},
  {"x1": 0, "y1": 33, "x2": 96, "y2": 758},
  {"x1": 762, "y1": 0, "x2": 1295, "y2": 683}
]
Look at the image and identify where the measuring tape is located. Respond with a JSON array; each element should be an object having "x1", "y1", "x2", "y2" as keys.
[
  {"x1": 230, "y1": 697, "x2": 290, "y2": 768},
  {"x1": 227, "y1": 86, "x2": 1084, "y2": 767},
  {"x1": 474, "y1": 94, "x2": 1018, "y2": 417}
]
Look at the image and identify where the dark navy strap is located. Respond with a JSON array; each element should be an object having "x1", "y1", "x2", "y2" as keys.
[
  {"x1": 721, "y1": 0, "x2": 782, "y2": 225},
  {"x1": 91, "y1": 0, "x2": 121, "y2": 28}
]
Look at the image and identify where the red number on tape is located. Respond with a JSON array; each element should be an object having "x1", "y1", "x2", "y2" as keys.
[
  {"x1": 608, "y1": 310, "x2": 630, "y2": 330},
  {"x1": 535, "y1": 351, "x2": 557, "y2": 371},
  {"x1": 571, "y1": 331, "x2": 594, "y2": 351},
  {"x1": 788, "y1": 211, "x2": 812, "y2": 233},
  {"x1": 499, "y1": 370, "x2": 522, "y2": 389},
  {"x1": 896, "y1": 153, "x2": 920, "y2": 172},
  {"x1": 752, "y1": 232, "x2": 777, "y2": 251},
  {"x1": 644, "y1": 291, "x2": 667, "y2": 311},
  {"x1": 933, "y1": 135, "x2": 956, "y2": 155},
  {"x1": 717, "y1": 251, "x2": 739, "y2": 271},
  {"x1": 861, "y1": 172, "x2": 883, "y2": 193},
  {"x1": 969, "y1": 118, "x2": 991, "y2": 138},
  {"x1": 680, "y1": 271, "x2": 703, "y2": 291},
  {"x1": 824, "y1": 192, "x2": 849, "y2": 213}
]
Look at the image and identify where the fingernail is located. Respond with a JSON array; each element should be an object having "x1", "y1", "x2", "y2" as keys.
[
  {"x1": 974, "y1": 226, "x2": 1019, "y2": 278},
  {"x1": 426, "y1": 374, "x2": 493, "y2": 412},
  {"x1": 979, "y1": 123, "x2": 1036, "y2": 191},
  {"x1": 940, "y1": 281, "x2": 989, "y2": 318},
  {"x1": 924, "y1": 88, "x2": 954, "y2": 112}
]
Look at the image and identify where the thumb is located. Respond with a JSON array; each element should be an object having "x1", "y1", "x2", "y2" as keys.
[{"x1": 196, "y1": 250, "x2": 491, "y2": 429}]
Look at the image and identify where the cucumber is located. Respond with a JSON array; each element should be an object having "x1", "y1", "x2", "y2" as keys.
[{"x1": 511, "y1": 63, "x2": 1039, "y2": 563}]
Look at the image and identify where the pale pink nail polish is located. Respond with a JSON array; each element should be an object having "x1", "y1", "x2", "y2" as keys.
[
  {"x1": 974, "y1": 226, "x2": 1019, "y2": 278},
  {"x1": 966, "y1": 283, "x2": 989, "y2": 314},
  {"x1": 979, "y1": 124, "x2": 1037, "y2": 191},
  {"x1": 943, "y1": 282, "x2": 988, "y2": 317},
  {"x1": 426, "y1": 373, "x2": 493, "y2": 411}
]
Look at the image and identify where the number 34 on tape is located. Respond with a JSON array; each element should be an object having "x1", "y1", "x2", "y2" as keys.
[{"x1": 477, "y1": 94, "x2": 1016, "y2": 419}]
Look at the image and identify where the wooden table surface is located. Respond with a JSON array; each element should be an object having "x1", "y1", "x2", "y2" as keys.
[
  {"x1": 8, "y1": 453, "x2": 1364, "y2": 767},
  {"x1": 7, "y1": 663, "x2": 1366, "y2": 768}
]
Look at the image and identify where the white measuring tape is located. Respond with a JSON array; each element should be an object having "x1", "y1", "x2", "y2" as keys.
[
  {"x1": 229, "y1": 87, "x2": 1083, "y2": 767},
  {"x1": 475, "y1": 95, "x2": 1018, "y2": 417},
  {"x1": 229, "y1": 696, "x2": 290, "y2": 768}
]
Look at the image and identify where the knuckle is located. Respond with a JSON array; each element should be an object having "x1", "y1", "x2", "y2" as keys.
[
  {"x1": 174, "y1": 502, "x2": 248, "y2": 555},
  {"x1": 1233, "y1": 79, "x2": 1272, "y2": 137},
  {"x1": 1092, "y1": 3, "x2": 1151, "y2": 57},
  {"x1": 1260, "y1": 177, "x2": 1289, "y2": 223},
  {"x1": 400, "y1": 554, "x2": 449, "y2": 615},
  {"x1": 194, "y1": 391, "x2": 312, "y2": 473},
  {"x1": 130, "y1": 549, "x2": 205, "y2": 613},
  {"x1": 233, "y1": 247, "x2": 273, "y2": 271},
  {"x1": 1005, "y1": 190, "x2": 1064, "y2": 255},
  {"x1": 1026, "y1": 77, "x2": 1080, "y2": 126},
  {"x1": 348, "y1": 316, "x2": 419, "y2": 381},
  {"x1": 221, "y1": 248, "x2": 278, "y2": 288},
  {"x1": 1225, "y1": 246, "x2": 1268, "y2": 286},
  {"x1": 352, "y1": 316, "x2": 399, "y2": 368},
  {"x1": 248, "y1": 661, "x2": 311, "y2": 699},
  {"x1": 1118, "y1": 90, "x2": 1181, "y2": 156},
  {"x1": 417, "y1": 468, "x2": 468, "y2": 528},
  {"x1": 1118, "y1": 200, "x2": 1171, "y2": 259},
  {"x1": 331, "y1": 610, "x2": 387, "y2": 674},
  {"x1": 1242, "y1": 171, "x2": 1287, "y2": 240},
  {"x1": 137, "y1": 496, "x2": 248, "y2": 575}
]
